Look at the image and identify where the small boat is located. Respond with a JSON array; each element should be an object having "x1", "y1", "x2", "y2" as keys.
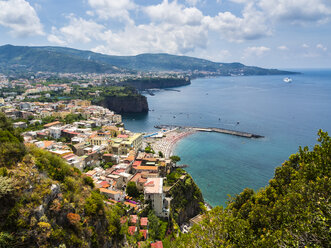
[{"x1": 283, "y1": 77, "x2": 292, "y2": 83}]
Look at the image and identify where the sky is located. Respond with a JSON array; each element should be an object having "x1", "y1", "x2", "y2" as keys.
[{"x1": 0, "y1": 0, "x2": 330, "y2": 68}]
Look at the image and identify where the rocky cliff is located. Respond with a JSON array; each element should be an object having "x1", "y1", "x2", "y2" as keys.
[
  {"x1": 168, "y1": 174, "x2": 204, "y2": 225},
  {"x1": 96, "y1": 95, "x2": 149, "y2": 113},
  {"x1": 119, "y1": 77, "x2": 191, "y2": 90}
]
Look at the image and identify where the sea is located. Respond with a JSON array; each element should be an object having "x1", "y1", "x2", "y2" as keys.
[{"x1": 122, "y1": 69, "x2": 331, "y2": 207}]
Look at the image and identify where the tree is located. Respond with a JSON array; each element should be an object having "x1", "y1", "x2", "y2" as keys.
[
  {"x1": 148, "y1": 211, "x2": 161, "y2": 240},
  {"x1": 170, "y1": 155, "x2": 181, "y2": 163},
  {"x1": 172, "y1": 130, "x2": 331, "y2": 248},
  {"x1": 126, "y1": 182, "x2": 139, "y2": 198},
  {"x1": 145, "y1": 145, "x2": 155, "y2": 154},
  {"x1": 158, "y1": 151, "x2": 164, "y2": 158},
  {"x1": 0, "y1": 176, "x2": 14, "y2": 199}
]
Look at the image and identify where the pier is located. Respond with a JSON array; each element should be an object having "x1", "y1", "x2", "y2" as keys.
[{"x1": 154, "y1": 125, "x2": 264, "y2": 139}]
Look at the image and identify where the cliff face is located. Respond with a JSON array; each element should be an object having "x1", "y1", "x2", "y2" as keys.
[
  {"x1": 169, "y1": 174, "x2": 204, "y2": 225},
  {"x1": 120, "y1": 78, "x2": 191, "y2": 90},
  {"x1": 96, "y1": 95, "x2": 149, "y2": 113}
]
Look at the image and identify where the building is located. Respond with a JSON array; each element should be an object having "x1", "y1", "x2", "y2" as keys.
[
  {"x1": 49, "y1": 127, "x2": 62, "y2": 139},
  {"x1": 99, "y1": 188, "x2": 124, "y2": 201},
  {"x1": 89, "y1": 132, "x2": 111, "y2": 146},
  {"x1": 13, "y1": 121, "x2": 27, "y2": 129},
  {"x1": 144, "y1": 178, "x2": 169, "y2": 218}
]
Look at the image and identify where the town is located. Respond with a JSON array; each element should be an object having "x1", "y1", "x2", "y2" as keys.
[{"x1": 0, "y1": 73, "x2": 204, "y2": 247}]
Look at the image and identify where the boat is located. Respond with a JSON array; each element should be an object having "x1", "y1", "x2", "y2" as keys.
[{"x1": 283, "y1": 77, "x2": 292, "y2": 83}]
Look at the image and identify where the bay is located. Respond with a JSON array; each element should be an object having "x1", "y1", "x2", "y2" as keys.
[{"x1": 123, "y1": 69, "x2": 331, "y2": 206}]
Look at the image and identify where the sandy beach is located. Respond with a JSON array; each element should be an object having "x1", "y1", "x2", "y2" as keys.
[{"x1": 143, "y1": 128, "x2": 196, "y2": 158}]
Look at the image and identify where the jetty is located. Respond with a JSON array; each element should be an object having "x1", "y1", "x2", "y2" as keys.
[{"x1": 154, "y1": 125, "x2": 264, "y2": 139}]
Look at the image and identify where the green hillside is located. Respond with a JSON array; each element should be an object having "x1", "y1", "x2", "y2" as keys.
[
  {"x1": 0, "y1": 113, "x2": 125, "y2": 247},
  {"x1": 0, "y1": 45, "x2": 297, "y2": 75},
  {"x1": 0, "y1": 45, "x2": 124, "y2": 74},
  {"x1": 171, "y1": 130, "x2": 330, "y2": 248}
]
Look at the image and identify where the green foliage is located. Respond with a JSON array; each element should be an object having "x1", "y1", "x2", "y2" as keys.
[
  {"x1": 30, "y1": 146, "x2": 73, "y2": 182},
  {"x1": 145, "y1": 145, "x2": 155, "y2": 154},
  {"x1": 0, "y1": 113, "x2": 125, "y2": 247},
  {"x1": 0, "y1": 232, "x2": 14, "y2": 248},
  {"x1": 173, "y1": 130, "x2": 331, "y2": 248},
  {"x1": 0, "y1": 167, "x2": 8, "y2": 177},
  {"x1": 64, "y1": 113, "x2": 85, "y2": 124},
  {"x1": 0, "y1": 113, "x2": 26, "y2": 167},
  {"x1": 170, "y1": 155, "x2": 181, "y2": 163},
  {"x1": 158, "y1": 151, "x2": 164, "y2": 158},
  {"x1": 126, "y1": 181, "x2": 139, "y2": 198},
  {"x1": 166, "y1": 168, "x2": 185, "y2": 186},
  {"x1": 83, "y1": 176, "x2": 94, "y2": 188},
  {"x1": 0, "y1": 176, "x2": 14, "y2": 198},
  {"x1": 0, "y1": 45, "x2": 296, "y2": 75},
  {"x1": 148, "y1": 211, "x2": 161, "y2": 240},
  {"x1": 84, "y1": 190, "x2": 105, "y2": 216}
]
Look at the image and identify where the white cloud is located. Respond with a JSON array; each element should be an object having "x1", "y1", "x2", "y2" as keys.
[
  {"x1": 302, "y1": 43, "x2": 309, "y2": 48},
  {"x1": 278, "y1": 45, "x2": 288, "y2": 51},
  {"x1": 244, "y1": 46, "x2": 270, "y2": 57},
  {"x1": 47, "y1": 34, "x2": 66, "y2": 46},
  {"x1": 87, "y1": 0, "x2": 135, "y2": 23},
  {"x1": 204, "y1": 3, "x2": 271, "y2": 42},
  {"x1": 93, "y1": 22, "x2": 209, "y2": 55},
  {"x1": 258, "y1": 0, "x2": 331, "y2": 24},
  {"x1": 0, "y1": 0, "x2": 44, "y2": 37},
  {"x1": 48, "y1": 15, "x2": 105, "y2": 44},
  {"x1": 316, "y1": 43, "x2": 327, "y2": 51},
  {"x1": 145, "y1": 0, "x2": 204, "y2": 26}
]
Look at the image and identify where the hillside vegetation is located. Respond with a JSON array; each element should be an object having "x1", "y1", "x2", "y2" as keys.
[
  {"x1": 0, "y1": 113, "x2": 125, "y2": 247},
  {"x1": 171, "y1": 130, "x2": 330, "y2": 248},
  {"x1": 0, "y1": 45, "x2": 297, "y2": 75}
]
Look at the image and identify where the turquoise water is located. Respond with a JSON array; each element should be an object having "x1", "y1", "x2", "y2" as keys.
[{"x1": 123, "y1": 69, "x2": 331, "y2": 206}]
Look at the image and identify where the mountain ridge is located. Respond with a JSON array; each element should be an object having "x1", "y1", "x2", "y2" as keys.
[{"x1": 0, "y1": 44, "x2": 298, "y2": 75}]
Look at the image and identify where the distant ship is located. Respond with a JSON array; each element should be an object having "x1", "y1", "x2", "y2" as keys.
[{"x1": 283, "y1": 77, "x2": 292, "y2": 83}]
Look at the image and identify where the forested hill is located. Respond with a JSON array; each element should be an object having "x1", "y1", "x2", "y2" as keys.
[
  {"x1": 0, "y1": 45, "x2": 297, "y2": 75},
  {"x1": 0, "y1": 113, "x2": 125, "y2": 247},
  {"x1": 172, "y1": 130, "x2": 330, "y2": 248}
]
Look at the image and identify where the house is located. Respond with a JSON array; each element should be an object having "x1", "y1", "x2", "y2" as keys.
[
  {"x1": 99, "y1": 188, "x2": 124, "y2": 201},
  {"x1": 128, "y1": 226, "x2": 137, "y2": 236},
  {"x1": 44, "y1": 121, "x2": 61, "y2": 128},
  {"x1": 49, "y1": 127, "x2": 62, "y2": 139},
  {"x1": 139, "y1": 229, "x2": 147, "y2": 240},
  {"x1": 129, "y1": 215, "x2": 138, "y2": 225},
  {"x1": 144, "y1": 178, "x2": 169, "y2": 218},
  {"x1": 140, "y1": 217, "x2": 148, "y2": 229},
  {"x1": 13, "y1": 121, "x2": 27, "y2": 129}
]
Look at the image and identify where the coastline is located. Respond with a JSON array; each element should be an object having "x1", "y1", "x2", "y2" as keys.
[{"x1": 144, "y1": 128, "x2": 196, "y2": 158}]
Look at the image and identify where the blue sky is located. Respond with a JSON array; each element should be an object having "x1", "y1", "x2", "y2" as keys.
[{"x1": 0, "y1": 0, "x2": 330, "y2": 68}]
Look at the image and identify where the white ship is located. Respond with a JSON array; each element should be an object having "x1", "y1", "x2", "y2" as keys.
[{"x1": 283, "y1": 77, "x2": 292, "y2": 83}]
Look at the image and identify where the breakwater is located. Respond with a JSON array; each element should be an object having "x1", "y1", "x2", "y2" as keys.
[{"x1": 155, "y1": 125, "x2": 264, "y2": 139}]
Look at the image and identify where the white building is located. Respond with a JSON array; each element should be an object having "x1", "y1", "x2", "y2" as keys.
[
  {"x1": 144, "y1": 178, "x2": 169, "y2": 218},
  {"x1": 49, "y1": 127, "x2": 62, "y2": 139}
]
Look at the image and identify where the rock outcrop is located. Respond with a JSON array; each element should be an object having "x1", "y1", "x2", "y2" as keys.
[
  {"x1": 168, "y1": 174, "x2": 204, "y2": 225},
  {"x1": 96, "y1": 95, "x2": 149, "y2": 113}
]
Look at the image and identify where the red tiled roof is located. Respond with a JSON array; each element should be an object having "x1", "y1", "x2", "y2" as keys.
[
  {"x1": 130, "y1": 215, "x2": 138, "y2": 224},
  {"x1": 100, "y1": 181, "x2": 110, "y2": 188},
  {"x1": 140, "y1": 217, "x2": 148, "y2": 226},
  {"x1": 151, "y1": 241, "x2": 163, "y2": 248},
  {"x1": 133, "y1": 161, "x2": 142, "y2": 167},
  {"x1": 120, "y1": 216, "x2": 127, "y2": 225},
  {"x1": 138, "y1": 177, "x2": 147, "y2": 184},
  {"x1": 117, "y1": 134, "x2": 129, "y2": 138},
  {"x1": 128, "y1": 226, "x2": 136, "y2": 235},
  {"x1": 140, "y1": 229, "x2": 147, "y2": 240}
]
